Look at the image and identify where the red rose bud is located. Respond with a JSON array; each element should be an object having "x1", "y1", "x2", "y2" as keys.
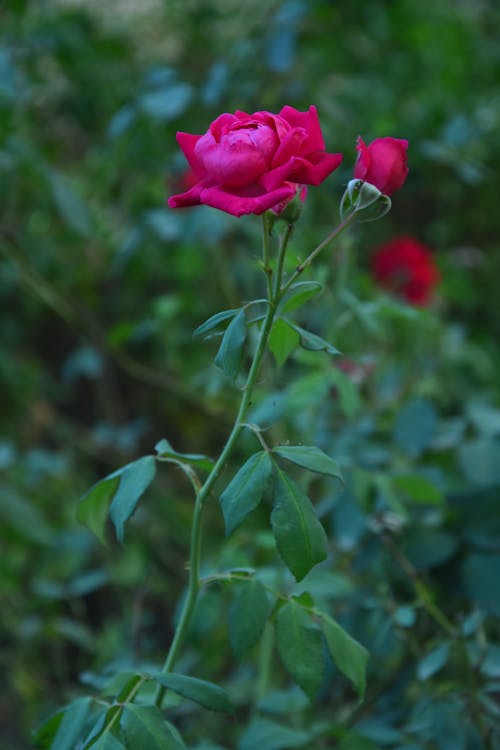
[
  {"x1": 354, "y1": 136, "x2": 408, "y2": 196},
  {"x1": 371, "y1": 236, "x2": 440, "y2": 306},
  {"x1": 168, "y1": 106, "x2": 343, "y2": 217}
]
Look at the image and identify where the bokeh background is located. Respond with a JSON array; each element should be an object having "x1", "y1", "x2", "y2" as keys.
[{"x1": 2, "y1": 1, "x2": 500, "y2": 748}]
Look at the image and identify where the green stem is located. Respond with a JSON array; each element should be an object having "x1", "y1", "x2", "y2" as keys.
[
  {"x1": 281, "y1": 210, "x2": 356, "y2": 296},
  {"x1": 155, "y1": 221, "x2": 292, "y2": 707}
]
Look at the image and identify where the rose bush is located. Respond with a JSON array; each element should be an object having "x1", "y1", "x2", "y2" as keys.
[
  {"x1": 371, "y1": 235, "x2": 440, "y2": 306},
  {"x1": 168, "y1": 105, "x2": 343, "y2": 217},
  {"x1": 354, "y1": 136, "x2": 409, "y2": 195}
]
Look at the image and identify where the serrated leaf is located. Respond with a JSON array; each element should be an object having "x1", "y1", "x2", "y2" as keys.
[
  {"x1": 280, "y1": 281, "x2": 323, "y2": 313},
  {"x1": 220, "y1": 451, "x2": 272, "y2": 536},
  {"x1": 155, "y1": 438, "x2": 214, "y2": 472},
  {"x1": 229, "y1": 579, "x2": 269, "y2": 659},
  {"x1": 286, "y1": 321, "x2": 340, "y2": 355},
  {"x1": 238, "y1": 717, "x2": 310, "y2": 750},
  {"x1": 214, "y1": 308, "x2": 247, "y2": 380},
  {"x1": 270, "y1": 466, "x2": 327, "y2": 581},
  {"x1": 76, "y1": 476, "x2": 120, "y2": 545},
  {"x1": 268, "y1": 318, "x2": 300, "y2": 367},
  {"x1": 48, "y1": 697, "x2": 92, "y2": 750},
  {"x1": 272, "y1": 445, "x2": 343, "y2": 481},
  {"x1": 275, "y1": 601, "x2": 324, "y2": 698},
  {"x1": 320, "y1": 613, "x2": 369, "y2": 698},
  {"x1": 152, "y1": 673, "x2": 233, "y2": 713},
  {"x1": 193, "y1": 308, "x2": 241, "y2": 338},
  {"x1": 109, "y1": 456, "x2": 156, "y2": 543},
  {"x1": 121, "y1": 705, "x2": 184, "y2": 750}
]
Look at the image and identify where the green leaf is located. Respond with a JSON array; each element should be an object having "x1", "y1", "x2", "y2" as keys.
[
  {"x1": 76, "y1": 476, "x2": 120, "y2": 545},
  {"x1": 155, "y1": 438, "x2": 214, "y2": 472},
  {"x1": 320, "y1": 613, "x2": 369, "y2": 698},
  {"x1": 286, "y1": 321, "x2": 340, "y2": 355},
  {"x1": 109, "y1": 456, "x2": 157, "y2": 543},
  {"x1": 120, "y1": 705, "x2": 184, "y2": 750},
  {"x1": 270, "y1": 465, "x2": 327, "y2": 581},
  {"x1": 280, "y1": 281, "x2": 323, "y2": 313},
  {"x1": 48, "y1": 171, "x2": 92, "y2": 237},
  {"x1": 417, "y1": 643, "x2": 450, "y2": 681},
  {"x1": 275, "y1": 600, "x2": 324, "y2": 698},
  {"x1": 392, "y1": 474, "x2": 443, "y2": 504},
  {"x1": 272, "y1": 445, "x2": 343, "y2": 481},
  {"x1": 50, "y1": 697, "x2": 92, "y2": 750},
  {"x1": 220, "y1": 451, "x2": 272, "y2": 536},
  {"x1": 461, "y1": 553, "x2": 500, "y2": 615},
  {"x1": 193, "y1": 308, "x2": 241, "y2": 338},
  {"x1": 91, "y1": 733, "x2": 125, "y2": 750},
  {"x1": 268, "y1": 318, "x2": 300, "y2": 367},
  {"x1": 238, "y1": 717, "x2": 310, "y2": 750},
  {"x1": 229, "y1": 578, "x2": 269, "y2": 659},
  {"x1": 214, "y1": 308, "x2": 247, "y2": 380},
  {"x1": 33, "y1": 707, "x2": 65, "y2": 748},
  {"x1": 152, "y1": 673, "x2": 233, "y2": 713},
  {"x1": 393, "y1": 397, "x2": 437, "y2": 458}
]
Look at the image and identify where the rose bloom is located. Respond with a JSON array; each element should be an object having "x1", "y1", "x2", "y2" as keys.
[
  {"x1": 167, "y1": 106, "x2": 343, "y2": 217},
  {"x1": 354, "y1": 136, "x2": 408, "y2": 195},
  {"x1": 371, "y1": 236, "x2": 440, "y2": 306}
]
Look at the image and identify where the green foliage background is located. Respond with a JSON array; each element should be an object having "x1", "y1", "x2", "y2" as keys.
[{"x1": 1, "y1": 0, "x2": 500, "y2": 748}]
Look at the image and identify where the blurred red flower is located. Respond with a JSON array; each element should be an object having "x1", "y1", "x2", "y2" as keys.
[{"x1": 371, "y1": 236, "x2": 440, "y2": 306}]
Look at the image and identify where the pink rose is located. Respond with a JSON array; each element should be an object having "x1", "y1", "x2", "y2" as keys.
[
  {"x1": 168, "y1": 106, "x2": 343, "y2": 217},
  {"x1": 371, "y1": 236, "x2": 440, "y2": 306},
  {"x1": 354, "y1": 137, "x2": 408, "y2": 195}
]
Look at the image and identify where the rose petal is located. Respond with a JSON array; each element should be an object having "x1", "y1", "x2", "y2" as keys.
[
  {"x1": 176, "y1": 132, "x2": 205, "y2": 177},
  {"x1": 261, "y1": 151, "x2": 343, "y2": 190},
  {"x1": 279, "y1": 105, "x2": 325, "y2": 151},
  {"x1": 167, "y1": 181, "x2": 205, "y2": 208},
  {"x1": 199, "y1": 183, "x2": 296, "y2": 217}
]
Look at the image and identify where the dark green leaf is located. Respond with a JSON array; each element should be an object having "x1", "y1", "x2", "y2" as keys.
[
  {"x1": 328, "y1": 368, "x2": 361, "y2": 419},
  {"x1": 109, "y1": 456, "x2": 156, "y2": 543},
  {"x1": 121, "y1": 705, "x2": 184, "y2": 750},
  {"x1": 152, "y1": 673, "x2": 233, "y2": 713},
  {"x1": 280, "y1": 281, "x2": 323, "y2": 313},
  {"x1": 271, "y1": 465, "x2": 327, "y2": 581},
  {"x1": 286, "y1": 321, "x2": 340, "y2": 355},
  {"x1": 272, "y1": 445, "x2": 343, "y2": 481},
  {"x1": 33, "y1": 707, "x2": 65, "y2": 748},
  {"x1": 155, "y1": 438, "x2": 214, "y2": 472},
  {"x1": 229, "y1": 578, "x2": 269, "y2": 659},
  {"x1": 393, "y1": 398, "x2": 437, "y2": 458},
  {"x1": 91, "y1": 733, "x2": 125, "y2": 750},
  {"x1": 402, "y1": 528, "x2": 458, "y2": 571},
  {"x1": 50, "y1": 697, "x2": 92, "y2": 750},
  {"x1": 48, "y1": 171, "x2": 92, "y2": 237},
  {"x1": 275, "y1": 600, "x2": 324, "y2": 698},
  {"x1": 417, "y1": 643, "x2": 450, "y2": 680},
  {"x1": 220, "y1": 451, "x2": 272, "y2": 536},
  {"x1": 461, "y1": 553, "x2": 500, "y2": 615},
  {"x1": 238, "y1": 717, "x2": 310, "y2": 750},
  {"x1": 193, "y1": 308, "x2": 241, "y2": 338},
  {"x1": 320, "y1": 613, "x2": 369, "y2": 698},
  {"x1": 214, "y1": 308, "x2": 247, "y2": 380},
  {"x1": 268, "y1": 318, "x2": 300, "y2": 367},
  {"x1": 76, "y1": 476, "x2": 120, "y2": 545},
  {"x1": 392, "y1": 474, "x2": 443, "y2": 504}
]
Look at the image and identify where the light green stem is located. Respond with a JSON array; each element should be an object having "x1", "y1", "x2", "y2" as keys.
[
  {"x1": 155, "y1": 222, "x2": 293, "y2": 706},
  {"x1": 281, "y1": 210, "x2": 356, "y2": 296}
]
